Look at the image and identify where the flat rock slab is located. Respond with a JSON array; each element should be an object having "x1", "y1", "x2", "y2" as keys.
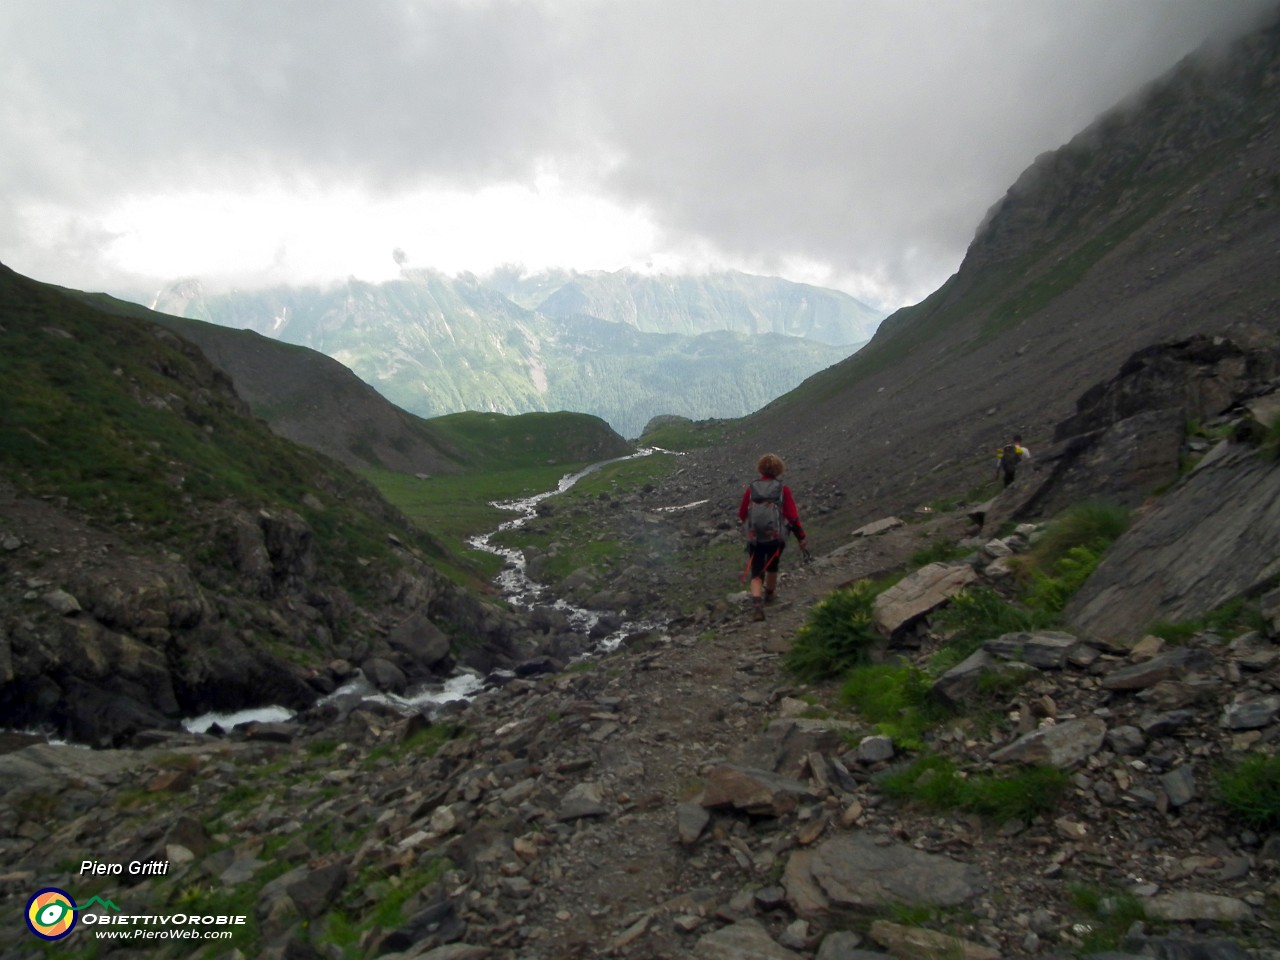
[
  {"x1": 869, "y1": 919, "x2": 1002, "y2": 960},
  {"x1": 873, "y1": 562, "x2": 978, "y2": 637},
  {"x1": 989, "y1": 716, "x2": 1107, "y2": 769},
  {"x1": 701, "y1": 764, "x2": 819, "y2": 817},
  {"x1": 695, "y1": 918, "x2": 796, "y2": 959},
  {"x1": 0, "y1": 742, "x2": 148, "y2": 798},
  {"x1": 983, "y1": 631, "x2": 1080, "y2": 669},
  {"x1": 1101, "y1": 648, "x2": 1215, "y2": 691},
  {"x1": 1145, "y1": 891, "x2": 1253, "y2": 923},
  {"x1": 852, "y1": 516, "x2": 904, "y2": 538},
  {"x1": 796, "y1": 833, "x2": 987, "y2": 914}
]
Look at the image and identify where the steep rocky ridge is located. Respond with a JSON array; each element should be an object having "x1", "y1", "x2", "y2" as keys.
[{"x1": 680, "y1": 10, "x2": 1280, "y2": 536}]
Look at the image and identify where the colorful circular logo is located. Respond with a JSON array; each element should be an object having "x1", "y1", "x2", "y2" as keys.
[{"x1": 26, "y1": 888, "x2": 78, "y2": 940}]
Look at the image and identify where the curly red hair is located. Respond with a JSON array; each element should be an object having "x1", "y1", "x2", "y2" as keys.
[{"x1": 756, "y1": 453, "x2": 785, "y2": 478}]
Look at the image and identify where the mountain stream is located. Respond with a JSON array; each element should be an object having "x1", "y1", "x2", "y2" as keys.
[{"x1": 185, "y1": 448, "x2": 680, "y2": 733}]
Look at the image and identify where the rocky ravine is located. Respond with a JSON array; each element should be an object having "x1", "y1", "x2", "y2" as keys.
[{"x1": 2, "y1": 507, "x2": 1279, "y2": 960}]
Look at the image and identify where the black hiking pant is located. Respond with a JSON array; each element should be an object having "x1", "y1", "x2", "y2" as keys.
[{"x1": 748, "y1": 540, "x2": 785, "y2": 579}]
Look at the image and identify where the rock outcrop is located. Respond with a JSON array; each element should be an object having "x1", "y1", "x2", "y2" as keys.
[{"x1": 1065, "y1": 438, "x2": 1280, "y2": 643}]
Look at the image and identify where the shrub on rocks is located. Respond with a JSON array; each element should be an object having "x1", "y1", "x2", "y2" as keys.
[
  {"x1": 1215, "y1": 751, "x2": 1280, "y2": 830},
  {"x1": 783, "y1": 579, "x2": 887, "y2": 682}
]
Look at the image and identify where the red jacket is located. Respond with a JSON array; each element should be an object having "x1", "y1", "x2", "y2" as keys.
[{"x1": 738, "y1": 478, "x2": 803, "y2": 535}]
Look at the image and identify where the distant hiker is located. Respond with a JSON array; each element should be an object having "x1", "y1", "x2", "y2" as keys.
[
  {"x1": 995, "y1": 434, "x2": 1031, "y2": 488},
  {"x1": 738, "y1": 453, "x2": 808, "y2": 621}
]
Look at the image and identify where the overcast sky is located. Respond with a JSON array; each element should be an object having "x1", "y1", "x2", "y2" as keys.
[{"x1": 1, "y1": 0, "x2": 1274, "y2": 311}]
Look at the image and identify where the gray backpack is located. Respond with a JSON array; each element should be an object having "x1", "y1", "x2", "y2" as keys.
[{"x1": 744, "y1": 479, "x2": 786, "y2": 543}]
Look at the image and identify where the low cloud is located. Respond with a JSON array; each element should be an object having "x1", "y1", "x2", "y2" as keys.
[{"x1": 1, "y1": 0, "x2": 1274, "y2": 308}]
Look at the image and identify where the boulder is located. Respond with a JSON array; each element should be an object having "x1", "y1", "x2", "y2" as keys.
[
  {"x1": 869, "y1": 920, "x2": 1001, "y2": 960},
  {"x1": 788, "y1": 833, "x2": 987, "y2": 916},
  {"x1": 1066, "y1": 443, "x2": 1280, "y2": 644},
  {"x1": 701, "y1": 764, "x2": 820, "y2": 817},
  {"x1": 695, "y1": 918, "x2": 796, "y2": 959},
  {"x1": 873, "y1": 563, "x2": 978, "y2": 637},
  {"x1": 989, "y1": 716, "x2": 1107, "y2": 769},
  {"x1": 362, "y1": 657, "x2": 408, "y2": 694},
  {"x1": 387, "y1": 612, "x2": 453, "y2": 669},
  {"x1": 983, "y1": 631, "x2": 1081, "y2": 669}
]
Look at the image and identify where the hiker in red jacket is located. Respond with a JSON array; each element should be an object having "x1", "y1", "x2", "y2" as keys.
[{"x1": 738, "y1": 453, "x2": 808, "y2": 621}]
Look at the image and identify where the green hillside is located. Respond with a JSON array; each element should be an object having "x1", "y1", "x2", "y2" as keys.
[
  {"x1": 425, "y1": 410, "x2": 632, "y2": 471},
  {"x1": 0, "y1": 263, "x2": 452, "y2": 579}
]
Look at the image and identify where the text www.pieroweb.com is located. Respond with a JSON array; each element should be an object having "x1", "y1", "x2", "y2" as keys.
[
  {"x1": 82, "y1": 914, "x2": 246, "y2": 941},
  {"x1": 92, "y1": 926, "x2": 236, "y2": 941}
]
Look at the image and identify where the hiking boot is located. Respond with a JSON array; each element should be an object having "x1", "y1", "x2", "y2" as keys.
[
  {"x1": 751, "y1": 599, "x2": 766, "y2": 621},
  {"x1": 764, "y1": 589, "x2": 777, "y2": 605}
]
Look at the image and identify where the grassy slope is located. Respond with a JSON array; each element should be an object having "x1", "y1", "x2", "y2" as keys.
[
  {"x1": 365, "y1": 410, "x2": 637, "y2": 573},
  {"x1": 0, "y1": 264, "x2": 464, "y2": 597}
]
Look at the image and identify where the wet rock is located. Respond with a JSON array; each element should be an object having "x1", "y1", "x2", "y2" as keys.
[
  {"x1": 363, "y1": 657, "x2": 408, "y2": 694},
  {"x1": 387, "y1": 612, "x2": 453, "y2": 669}
]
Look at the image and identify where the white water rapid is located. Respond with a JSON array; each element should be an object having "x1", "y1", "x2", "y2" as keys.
[{"x1": 466, "y1": 446, "x2": 673, "y2": 646}]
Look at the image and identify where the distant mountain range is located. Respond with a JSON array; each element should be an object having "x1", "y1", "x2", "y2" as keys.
[{"x1": 151, "y1": 269, "x2": 885, "y2": 438}]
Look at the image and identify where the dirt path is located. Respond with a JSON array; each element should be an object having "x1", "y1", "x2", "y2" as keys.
[{"x1": 503, "y1": 519, "x2": 952, "y2": 958}]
